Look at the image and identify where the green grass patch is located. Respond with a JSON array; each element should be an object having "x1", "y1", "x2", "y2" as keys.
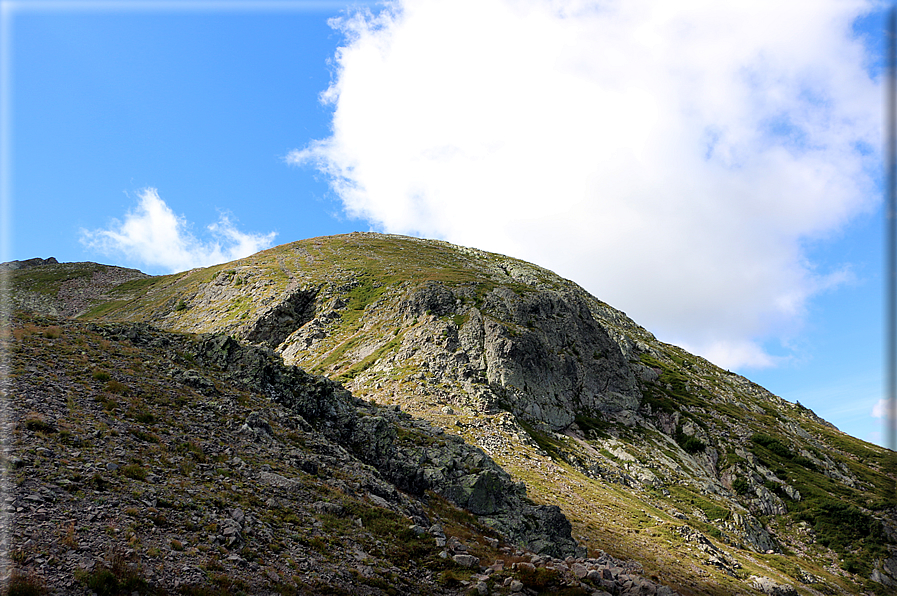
[
  {"x1": 121, "y1": 464, "x2": 148, "y2": 481},
  {"x1": 668, "y1": 486, "x2": 730, "y2": 521},
  {"x1": 732, "y1": 477, "x2": 749, "y2": 495},
  {"x1": 638, "y1": 353, "x2": 705, "y2": 411},
  {"x1": 518, "y1": 420, "x2": 564, "y2": 460},
  {"x1": 74, "y1": 552, "x2": 150, "y2": 595},
  {"x1": 337, "y1": 334, "x2": 404, "y2": 381},
  {"x1": 12, "y1": 263, "x2": 98, "y2": 295},
  {"x1": 108, "y1": 276, "x2": 165, "y2": 295},
  {"x1": 574, "y1": 414, "x2": 610, "y2": 439},
  {"x1": 313, "y1": 333, "x2": 367, "y2": 374},
  {"x1": 675, "y1": 428, "x2": 706, "y2": 454},
  {"x1": 750, "y1": 434, "x2": 816, "y2": 471},
  {"x1": 794, "y1": 500, "x2": 885, "y2": 576}
]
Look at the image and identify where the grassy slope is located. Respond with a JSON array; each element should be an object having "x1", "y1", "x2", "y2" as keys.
[{"x1": 19, "y1": 232, "x2": 897, "y2": 595}]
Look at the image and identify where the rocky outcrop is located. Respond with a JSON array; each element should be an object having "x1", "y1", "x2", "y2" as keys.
[
  {"x1": 243, "y1": 285, "x2": 318, "y2": 348},
  {"x1": 377, "y1": 282, "x2": 643, "y2": 431},
  {"x1": 0, "y1": 256, "x2": 59, "y2": 269},
  {"x1": 4, "y1": 260, "x2": 149, "y2": 318},
  {"x1": 8, "y1": 313, "x2": 619, "y2": 594},
  {"x1": 749, "y1": 575, "x2": 798, "y2": 596},
  {"x1": 13, "y1": 233, "x2": 897, "y2": 595},
  {"x1": 188, "y1": 328, "x2": 583, "y2": 558}
]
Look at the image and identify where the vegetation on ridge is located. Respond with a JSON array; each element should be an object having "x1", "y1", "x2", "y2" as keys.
[{"x1": 7, "y1": 232, "x2": 897, "y2": 596}]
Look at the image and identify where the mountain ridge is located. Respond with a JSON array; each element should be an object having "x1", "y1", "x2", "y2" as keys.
[{"x1": 5, "y1": 232, "x2": 896, "y2": 595}]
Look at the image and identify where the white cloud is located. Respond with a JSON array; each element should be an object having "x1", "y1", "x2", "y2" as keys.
[
  {"x1": 289, "y1": 0, "x2": 881, "y2": 370},
  {"x1": 80, "y1": 188, "x2": 276, "y2": 273},
  {"x1": 872, "y1": 398, "x2": 889, "y2": 419}
]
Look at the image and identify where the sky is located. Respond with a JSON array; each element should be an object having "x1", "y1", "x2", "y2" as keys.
[{"x1": 1, "y1": 0, "x2": 891, "y2": 445}]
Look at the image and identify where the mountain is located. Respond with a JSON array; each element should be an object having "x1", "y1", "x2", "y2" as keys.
[{"x1": 6, "y1": 232, "x2": 897, "y2": 596}]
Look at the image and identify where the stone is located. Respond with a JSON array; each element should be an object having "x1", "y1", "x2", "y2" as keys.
[
  {"x1": 452, "y1": 554, "x2": 480, "y2": 568},
  {"x1": 749, "y1": 575, "x2": 798, "y2": 596},
  {"x1": 313, "y1": 501, "x2": 345, "y2": 517},
  {"x1": 240, "y1": 411, "x2": 274, "y2": 438}
]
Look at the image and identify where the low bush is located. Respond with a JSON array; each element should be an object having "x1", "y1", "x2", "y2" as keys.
[
  {"x1": 121, "y1": 464, "x2": 147, "y2": 481},
  {"x1": 732, "y1": 477, "x2": 750, "y2": 495},
  {"x1": 6, "y1": 570, "x2": 47, "y2": 596}
]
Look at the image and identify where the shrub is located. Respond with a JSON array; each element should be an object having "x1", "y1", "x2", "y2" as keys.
[
  {"x1": 675, "y1": 429, "x2": 705, "y2": 454},
  {"x1": 517, "y1": 566, "x2": 560, "y2": 590},
  {"x1": 92, "y1": 370, "x2": 112, "y2": 382},
  {"x1": 732, "y1": 477, "x2": 750, "y2": 495},
  {"x1": 121, "y1": 464, "x2": 147, "y2": 481},
  {"x1": 751, "y1": 434, "x2": 793, "y2": 459},
  {"x1": 23, "y1": 413, "x2": 55, "y2": 434},
  {"x1": 75, "y1": 550, "x2": 148, "y2": 596},
  {"x1": 84, "y1": 568, "x2": 119, "y2": 596},
  {"x1": 42, "y1": 326, "x2": 62, "y2": 339},
  {"x1": 89, "y1": 472, "x2": 110, "y2": 491},
  {"x1": 135, "y1": 410, "x2": 156, "y2": 424},
  {"x1": 60, "y1": 520, "x2": 77, "y2": 549},
  {"x1": 6, "y1": 570, "x2": 47, "y2": 596},
  {"x1": 104, "y1": 380, "x2": 129, "y2": 395}
]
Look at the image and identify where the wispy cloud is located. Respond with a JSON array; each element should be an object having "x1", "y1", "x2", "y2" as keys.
[
  {"x1": 80, "y1": 188, "x2": 276, "y2": 273},
  {"x1": 872, "y1": 398, "x2": 888, "y2": 419},
  {"x1": 289, "y1": 0, "x2": 880, "y2": 370}
]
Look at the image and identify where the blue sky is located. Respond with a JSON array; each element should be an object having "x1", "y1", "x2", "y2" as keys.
[{"x1": 2, "y1": 0, "x2": 891, "y2": 446}]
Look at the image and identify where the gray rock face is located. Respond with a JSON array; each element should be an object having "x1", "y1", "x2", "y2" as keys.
[
  {"x1": 0, "y1": 256, "x2": 59, "y2": 270},
  {"x1": 402, "y1": 281, "x2": 457, "y2": 317},
  {"x1": 240, "y1": 411, "x2": 274, "y2": 439},
  {"x1": 191, "y1": 330, "x2": 582, "y2": 558},
  {"x1": 725, "y1": 512, "x2": 778, "y2": 554},
  {"x1": 749, "y1": 575, "x2": 798, "y2": 596},
  {"x1": 389, "y1": 283, "x2": 643, "y2": 431},
  {"x1": 476, "y1": 288, "x2": 642, "y2": 429},
  {"x1": 244, "y1": 286, "x2": 318, "y2": 347},
  {"x1": 347, "y1": 402, "x2": 582, "y2": 558},
  {"x1": 32, "y1": 235, "x2": 897, "y2": 593}
]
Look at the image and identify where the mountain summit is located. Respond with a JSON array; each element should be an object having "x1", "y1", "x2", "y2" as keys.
[{"x1": 7, "y1": 232, "x2": 896, "y2": 595}]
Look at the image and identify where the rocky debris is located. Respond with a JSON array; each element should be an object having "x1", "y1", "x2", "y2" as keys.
[
  {"x1": 190, "y1": 328, "x2": 584, "y2": 559},
  {"x1": 174, "y1": 369, "x2": 217, "y2": 394},
  {"x1": 5, "y1": 315, "x2": 449, "y2": 593},
  {"x1": 9, "y1": 313, "x2": 684, "y2": 595},
  {"x1": 240, "y1": 411, "x2": 275, "y2": 440},
  {"x1": 749, "y1": 575, "x2": 798, "y2": 596},
  {"x1": 4, "y1": 260, "x2": 149, "y2": 318},
  {"x1": 677, "y1": 526, "x2": 741, "y2": 576},
  {"x1": 12, "y1": 234, "x2": 897, "y2": 595},
  {"x1": 494, "y1": 550, "x2": 678, "y2": 596},
  {"x1": 722, "y1": 512, "x2": 778, "y2": 554}
]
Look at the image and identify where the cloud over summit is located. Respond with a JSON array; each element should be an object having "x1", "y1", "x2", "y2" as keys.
[{"x1": 290, "y1": 0, "x2": 881, "y2": 369}]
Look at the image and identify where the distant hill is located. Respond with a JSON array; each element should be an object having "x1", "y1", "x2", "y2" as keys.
[{"x1": 6, "y1": 232, "x2": 896, "y2": 595}]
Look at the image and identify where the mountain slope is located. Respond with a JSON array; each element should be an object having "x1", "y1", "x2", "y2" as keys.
[
  {"x1": 7, "y1": 312, "x2": 647, "y2": 595},
  {"x1": 9, "y1": 232, "x2": 897, "y2": 595}
]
